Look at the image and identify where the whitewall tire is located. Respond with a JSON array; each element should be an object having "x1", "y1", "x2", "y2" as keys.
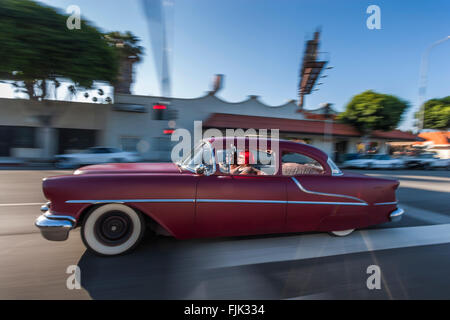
[
  {"x1": 329, "y1": 229, "x2": 355, "y2": 237},
  {"x1": 81, "y1": 204, "x2": 146, "y2": 256}
]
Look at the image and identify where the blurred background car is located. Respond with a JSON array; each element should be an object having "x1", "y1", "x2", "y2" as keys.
[
  {"x1": 341, "y1": 154, "x2": 370, "y2": 169},
  {"x1": 54, "y1": 147, "x2": 141, "y2": 168},
  {"x1": 342, "y1": 153, "x2": 361, "y2": 162},
  {"x1": 342, "y1": 154, "x2": 404, "y2": 170},
  {"x1": 404, "y1": 152, "x2": 439, "y2": 169},
  {"x1": 429, "y1": 158, "x2": 450, "y2": 170}
]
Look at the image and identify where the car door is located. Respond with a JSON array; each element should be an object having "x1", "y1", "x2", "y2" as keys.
[
  {"x1": 194, "y1": 146, "x2": 286, "y2": 238},
  {"x1": 195, "y1": 174, "x2": 287, "y2": 238}
]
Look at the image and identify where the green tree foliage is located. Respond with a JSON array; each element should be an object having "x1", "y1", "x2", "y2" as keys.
[
  {"x1": 105, "y1": 31, "x2": 144, "y2": 63},
  {"x1": 417, "y1": 97, "x2": 450, "y2": 130},
  {"x1": 338, "y1": 90, "x2": 409, "y2": 134},
  {"x1": 0, "y1": 0, "x2": 119, "y2": 100}
]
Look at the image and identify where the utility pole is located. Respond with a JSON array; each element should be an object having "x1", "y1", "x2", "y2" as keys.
[
  {"x1": 322, "y1": 103, "x2": 334, "y2": 157},
  {"x1": 418, "y1": 36, "x2": 450, "y2": 132}
]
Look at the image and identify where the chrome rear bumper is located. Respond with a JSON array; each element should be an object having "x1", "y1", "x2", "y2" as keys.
[
  {"x1": 390, "y1": 208, "x2": 405, "y2": 223},
  {"x1": 35, "y1": 208, "x2": 76, "y2": 241}
]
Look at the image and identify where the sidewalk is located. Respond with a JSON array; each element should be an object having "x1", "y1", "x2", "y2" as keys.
[{"x1": 0, "y1": 157, "x2": 54, "y2": 170}]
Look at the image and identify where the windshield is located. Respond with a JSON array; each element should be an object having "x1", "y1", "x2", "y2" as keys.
[{"x1": 180, "y1": 142, "x2": 215, "y2": 175}]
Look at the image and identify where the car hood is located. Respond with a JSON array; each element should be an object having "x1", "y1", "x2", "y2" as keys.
[{"x1": 74, "y1": 162, "x2": 184, "y2": 175}]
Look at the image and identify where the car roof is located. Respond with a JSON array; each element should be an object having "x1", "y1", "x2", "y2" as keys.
[{"x1": 205, "y1": 136, "x2": 329, "y2": 162}]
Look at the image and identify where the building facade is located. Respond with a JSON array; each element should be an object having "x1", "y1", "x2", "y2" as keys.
[
  {"x1": 0, "y1": 92, "x2": 418, "y2": 163},
  {"x1": 0, "y1": 98, "x2": 108, "y2": 161}
]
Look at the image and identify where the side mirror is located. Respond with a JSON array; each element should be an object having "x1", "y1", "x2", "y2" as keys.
[{"x1": 195, "y1": 164, "x2": 206, "y2": 175}]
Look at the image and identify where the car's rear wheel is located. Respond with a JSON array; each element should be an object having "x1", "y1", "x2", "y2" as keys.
[
  {"x1": 329, "y1": 229, "x2": 355, "y2": 237},
  {"x1": 81, "y1": 204, "x2": 146, "y2": 256}
]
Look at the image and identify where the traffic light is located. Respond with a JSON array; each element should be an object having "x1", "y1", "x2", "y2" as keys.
[{"x1": 153, "y1": 104, "x2": 167, "y2": 120}]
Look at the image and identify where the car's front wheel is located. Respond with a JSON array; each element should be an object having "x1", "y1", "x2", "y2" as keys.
[
  {"x1": 329, "y1": 229, "x2": 355, "y2": 237},
  {"x1": 81, "y1": 204, "x2": 146, "y2": 256}
]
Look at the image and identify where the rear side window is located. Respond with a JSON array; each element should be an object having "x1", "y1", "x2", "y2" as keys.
[{"x1": 281, "y1": 152, "x2": 324, "y2": 176}]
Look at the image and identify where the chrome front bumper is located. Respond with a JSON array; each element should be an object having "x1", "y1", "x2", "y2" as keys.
[
  {"x1": 390, "y1": 208, "x2": 405, "y2": 223},
  {"x1": 35, "y1": 204, "x2": 77, "y2": 241}
]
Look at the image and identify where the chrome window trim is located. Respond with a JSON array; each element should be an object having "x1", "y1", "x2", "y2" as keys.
[
  {"x1": 179, "y1": 141, "x2": 216, "y2": 176},
  {"x1": 208, "y1": 141, "x2": 217, "y2": 176},
  {"x1": 291, "y1": 177, "x2": 368, "y2": 205},
  {"x1": 327, "y1": 158, "x2": 343, "y2": 176}
]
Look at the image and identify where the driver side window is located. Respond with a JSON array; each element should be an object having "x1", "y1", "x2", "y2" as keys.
[{"x1": 216, "y1": 148, "x2": 277, "y2": 176}]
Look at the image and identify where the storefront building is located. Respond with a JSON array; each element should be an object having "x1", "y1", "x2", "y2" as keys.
[{"x1": 0, "y1": 91, "x2": 419, "y2": 163}]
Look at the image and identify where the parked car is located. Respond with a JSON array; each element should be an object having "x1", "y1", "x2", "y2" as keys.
[
  {"x1": 429, "y1": 158, "x2": 450, "y2": 170},
  {"x1": 342, "y1": 153, "x2": 362, "y2": 162},
  {"x1": 404, "y1": 153, "x2": 439, "y2": 169},
  {"x1": 54, "y1": 147, "x2": 141, "y2": 168},
  {"x1": 342, "y1": 154, "x2": 403, "y2": 170},
  {"x1": 341, "y1": 154, "x2": 370, "y2": 169},
  {"x1": 36, "y1": 137, "x2": 403, "y2": 256}
]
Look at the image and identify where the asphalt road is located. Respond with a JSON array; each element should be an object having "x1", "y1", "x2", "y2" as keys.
[{"x1": 0, "y1": 169, "x2": 449, "y2": 300}]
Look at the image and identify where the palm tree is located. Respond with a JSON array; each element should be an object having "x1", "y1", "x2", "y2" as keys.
[{"x1": 105, "y1": 31, "x2": 144, "y2": 94}]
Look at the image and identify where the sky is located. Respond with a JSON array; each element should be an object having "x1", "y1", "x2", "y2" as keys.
[{"x1": 2, "y1": 0, "x2": 450, "y2": 130}]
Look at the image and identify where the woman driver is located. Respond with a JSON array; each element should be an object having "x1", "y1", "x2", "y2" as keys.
[{"x1": 230, "y1": 150, "x2": 265, "y2": 175}]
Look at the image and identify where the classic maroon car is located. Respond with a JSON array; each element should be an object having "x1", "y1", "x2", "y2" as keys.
[{"x1": 35, "y1": 137, "x2": 404, "y2": 256}]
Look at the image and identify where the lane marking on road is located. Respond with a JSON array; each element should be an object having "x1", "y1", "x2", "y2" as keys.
[
  {"x1": 367, "y1": 174, "x2": 450, "y2": 182},
  {"x1": 195, "y1": 224, "x2": 450, "y2": 269},
  {"x1": 0, "y1": 203, "x2": 42, "y2": 207},
  {"x1": 398, "y1": 180, "x2": 448, "y2": 193},
  {"x1": 401, "y1": 204, "x2": 450, "y2": 224}
]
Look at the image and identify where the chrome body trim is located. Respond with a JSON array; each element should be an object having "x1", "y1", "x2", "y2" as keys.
[
  {"x1": 66, "y1": 199, "x2": 196, "y2": 204},
  {"x1": 374, "y1": 202, "x2": 398, "y2": 206},
  {"x1": 40, "y1": 202, "x2": 50, "y2": 213},
  {"x1": 390, "y1": 208, "x2": 404, "y2": 223},
  {"x1": 289, "y1": 201, "x2": 367, "y2": 206},
  {"x1": 35, "y1": 211, "x2": 76, "y2": 241},
  {"x1": 67, "y1": 199, "x2": 367, "y2": 206},
  {"x1": 197, "y1": 199, "x2": 286, "y2": 204},
  {"x1": 291, "y1": 177, "x2": 368, "y2": 206}
]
